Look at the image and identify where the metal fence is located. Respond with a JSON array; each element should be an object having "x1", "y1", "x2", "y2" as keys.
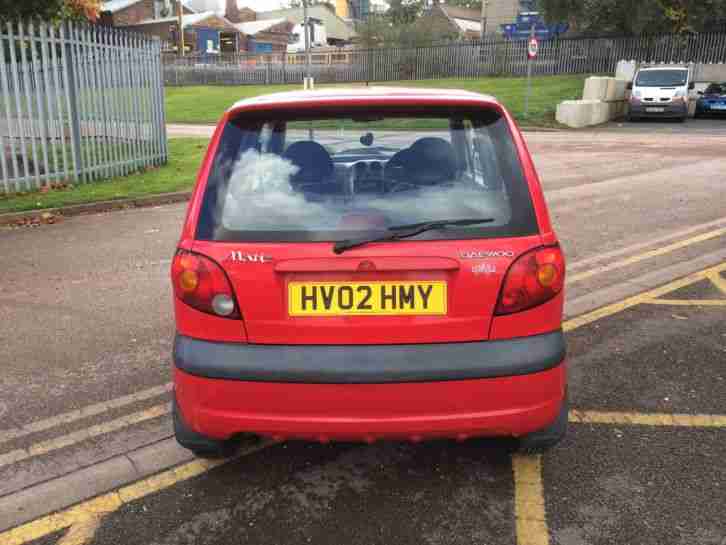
[
  {"x1": 163, "y1": 31, "x2": 726, "y2": 86},
  {"x1": 1, "y1": 20, "x2": 167, "y2": 194}
]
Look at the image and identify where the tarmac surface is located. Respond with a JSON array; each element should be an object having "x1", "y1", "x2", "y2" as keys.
[
  {"x1": 2, "y1": 120, "x2": 726, "y2": 544},
  {"x1": 16, "y1": 264, "x2": 725, "y2": 545}
]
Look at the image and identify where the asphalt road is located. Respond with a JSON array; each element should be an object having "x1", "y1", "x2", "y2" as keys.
[
  {"x1": 27, "y1": 265, "x2": 726, "y2": 545},
  {"x1": 2, "y1": 121, "x2": 726, "y2": 542}
]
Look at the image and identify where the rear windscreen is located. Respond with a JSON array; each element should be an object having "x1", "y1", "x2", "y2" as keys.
[{"x1": 196, "y1": 106, "x2": 538, "y2": 242}]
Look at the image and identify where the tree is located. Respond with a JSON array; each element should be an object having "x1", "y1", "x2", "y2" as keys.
[
  {"x1": 387, "y1": 0, "x2": 426, "y2": 25},
  {"x1": 0, "y1": 0, "x2": 100, "y2": 22},
  {"x1": 443, "y1": 0, "x2": 483, "y2": 9},
  {"x1": 537, "y1": 0, "x2": 726, "y2": 35}
]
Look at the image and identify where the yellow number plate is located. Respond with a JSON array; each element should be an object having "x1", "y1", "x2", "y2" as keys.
[{"x1": 288, "y1": 281, "x2": 447, "y2": 316}]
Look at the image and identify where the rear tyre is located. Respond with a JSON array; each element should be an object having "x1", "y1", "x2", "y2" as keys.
[
  {"x1": 173, "y1": 397, "x2": 238, "y2": 458},
  {"x1": 517, "y1": 395, "x2": 568, "y2": 453}
]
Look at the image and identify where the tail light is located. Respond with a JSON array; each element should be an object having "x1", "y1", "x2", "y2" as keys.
[
  {"x1": 495, "y1": 246, "x2": 565, "y2": 316},
  {"x1": 171, "y1": 250, "x2": 240, "y2": 319}
]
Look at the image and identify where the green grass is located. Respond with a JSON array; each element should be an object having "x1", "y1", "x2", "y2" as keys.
[
  {"x1": 165, "y1": 75, "x2": 587, "y2": 127},
  {"x1": 0, "y1": 138, "x2": 208, "y2": 214},
  {"x1": 0, "y1": 75, "x2": 586, "y2": 215}
]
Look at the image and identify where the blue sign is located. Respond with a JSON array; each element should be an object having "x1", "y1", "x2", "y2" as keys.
[
  {"x1": 500, "y1": 12, "x2": 568, "y2": 40},
  {"x1": 250, "y1": 42, "x2": 274, "y2": 54}
]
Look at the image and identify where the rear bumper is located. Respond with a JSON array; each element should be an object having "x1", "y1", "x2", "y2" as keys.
[
  {"x1": 696, "y1": 103, "x2": 726, "y2": 115},
  {"x1": 173, "y1": 333, "x2": 567, "y2": 442},
  {"x1": 174, "y1": 365, "x2": 566, "y2": 441},
  {"x1": 630, "y1": 102, "x2": 687, "y2": 118},
  {"x1": 173, "y1": 331, "x2": 565, "y2": 383}
]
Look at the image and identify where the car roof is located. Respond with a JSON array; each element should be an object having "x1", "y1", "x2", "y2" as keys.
[{"x1": 228, "y1": 87, "x2": 500, "y2": 113}]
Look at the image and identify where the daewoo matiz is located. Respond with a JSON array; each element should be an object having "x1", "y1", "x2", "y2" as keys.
[{"x1": 171, "y1": 88, "x2": 567, "y2": 457}]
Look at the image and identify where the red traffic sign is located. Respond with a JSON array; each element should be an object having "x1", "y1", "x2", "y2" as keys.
[{"x1": 527, "y1": 37, "x2": 539, "y2": 59}]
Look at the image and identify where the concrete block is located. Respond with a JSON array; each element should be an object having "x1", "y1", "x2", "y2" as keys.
[
  {"x1": 616, "y1": 60, "x2": 638, "y2": 82},
  {"x1": 583, "y1": 77, "x2": 610, "y2": 101},
  {"x1": 696, "y1": 63, "x2": 726, "y2": 83},
  {"x1": 590, "y1": 101, "x2": 611, "y2": 125},
  {"x1": 612, "y1": 79, "x2": 627, "y2": 101},
  {"x1": 556, "y1": 100, "x2": 596, "y2": 128}
]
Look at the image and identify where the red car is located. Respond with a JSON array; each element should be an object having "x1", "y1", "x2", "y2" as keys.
[{"x1": 171, "y1": 88, "x2": 567, "y2": 456}]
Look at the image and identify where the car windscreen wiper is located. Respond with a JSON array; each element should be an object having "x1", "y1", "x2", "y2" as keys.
[{"x1": 332, "y1": 218, "x2": 495, "y2": 254}]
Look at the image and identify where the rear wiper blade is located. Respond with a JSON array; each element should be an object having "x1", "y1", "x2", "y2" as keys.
[{"x1": 332, "y1": 218, "x2": 494, "y2": 255}]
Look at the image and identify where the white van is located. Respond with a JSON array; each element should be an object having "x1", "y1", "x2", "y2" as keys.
[{"x1": 627, "y1": 66, "x2": 694, "y2": 122}]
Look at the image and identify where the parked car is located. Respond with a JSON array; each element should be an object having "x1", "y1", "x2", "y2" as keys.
[
  {"x1": 695, "y1": 82, "x2": 726, "y2": 117},
  {"x1": 627, "y1": 66, "x2": 694, "y2": 122},
  {"x1": 170, "y1": 88, "x2": 567, "y2": 457}
]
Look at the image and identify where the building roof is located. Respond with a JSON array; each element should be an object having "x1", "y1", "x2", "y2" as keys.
[
  {"x1": 439, "y1": 5, "x2": 481, "y2": 21},
  {"x1": 101, "y1": 0, "x2": 196, "y2": 14},
  {"x1": 129, "y1": 11, "x2": 233, "y2": 29},
  {"x1": 100, "y1": 0, "x2": 142, "y2": 13},
  {"x1": 235, "y1": 18, "x2": 287, "y2": 36},
  {"x1": 453, "y1": 17, "x2": 481, "y2": 33},
  {"x1": 229, "y1": 87, "x2": 498, "y2": 113},
  {"x1": 255, "y1": 5, "x2": 355, "y2": 41}
]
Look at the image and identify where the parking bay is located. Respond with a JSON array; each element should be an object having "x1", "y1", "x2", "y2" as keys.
[{"x1": 13, "y1": 266, "x2": 725, "y2": 545}]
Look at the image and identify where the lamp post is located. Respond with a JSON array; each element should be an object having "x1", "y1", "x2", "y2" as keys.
[
  {"x1": 177, "y1": 0, "x2": 185, "y2": 56},
  {"x1": 480, "y1": 0, "x2": 488, "y2": 40},
  {"x1": 303, "y1": 0, "x2": 313, "y2": 89}
]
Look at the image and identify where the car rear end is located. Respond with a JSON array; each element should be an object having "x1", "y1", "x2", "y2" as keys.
[{"x1": 171, "y1": 89, "x2": 567, "y2": 453}]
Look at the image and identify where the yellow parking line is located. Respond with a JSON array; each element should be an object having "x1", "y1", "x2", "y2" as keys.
[
  {"x1": 563, "y1": 261, "x2": 726, "y2": 332},
  {"x1": 512, "y1": 454, "x2": 549, "y2": 545},
  {"x1": 0, "y1": 440, "x2": 273, "y2": 545},
  {"x1": 569, "y1": 410, "x2": 726, "y2": 428},
  {"x1": 0, "y1": 383, "x2": 172, "y2": 445},
  {"x1": 706, "y1": 271, "x2": 726, "y2": 295},
  {"x1": 3, "y1": 261, "x2": 726, "y2": 545},
  {"x1": 0, "y1": 404, "x2": 171, "y2": 469},
  {"x1": 567, "y1": 226, "x2": 726, "y2": 284},
  {"x1": 57, "y1": 516, "x2": 103, "y2": 545},
  {"x1": 644, "y1": 299, "x2": 726, "y2": 306}
]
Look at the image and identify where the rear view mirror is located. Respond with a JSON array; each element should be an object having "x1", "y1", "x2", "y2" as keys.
[
  {"x1": 697, "y1": 90, "x2": 704, "y2": 95},
  {"x1": 688, "y1": 82, "x2": 695, "y2": 90},
  {"x1": 626, "y1": 82, "x2": 633, "y2": 90}
]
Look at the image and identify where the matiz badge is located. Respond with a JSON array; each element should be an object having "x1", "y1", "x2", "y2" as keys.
[{"x1": 228, "y1": 252, "x2": 272, "y2": 264}]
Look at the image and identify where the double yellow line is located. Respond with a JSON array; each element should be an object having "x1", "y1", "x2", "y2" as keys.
[{"x1": 3, "y1": 262, "x2": 726, "y2": 545}]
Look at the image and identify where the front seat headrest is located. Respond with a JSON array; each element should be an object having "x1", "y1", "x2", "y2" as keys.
[
  {"x1": 406, "y1": 137, "x2": 457, "y2": 185},
  {"x1": 283, "y1": 141, "x2": 334, "y2": 188}
]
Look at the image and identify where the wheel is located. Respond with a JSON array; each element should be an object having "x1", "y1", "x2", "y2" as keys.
[
  {"x1": 676, "y1": 116, "x2": 687, "y2": 123},
  {"x1": 518, "y1": 394, "x2": 568, "y2": 453},
  {"x1": 626, "y1": 114, "x2": 638, "y2": 122},
  {"x1": 173, "y1": 397, "x2": 238, "y2": 458}
]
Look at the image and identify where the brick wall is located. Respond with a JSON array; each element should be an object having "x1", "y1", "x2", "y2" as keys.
[
  {"x1": 239, "y1": 8, "x2": 256, "y2": 23},
  {"x1": 112, "y1": 0, "x2": 155, "y2": 26},
  {"x1": 109, "y1": 0, "x2": 193, "y2": 27}
]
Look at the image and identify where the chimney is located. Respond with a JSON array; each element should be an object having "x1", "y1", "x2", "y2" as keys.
[{"x1": 225, "y1": 0, "x2": 240, "y2": 23}]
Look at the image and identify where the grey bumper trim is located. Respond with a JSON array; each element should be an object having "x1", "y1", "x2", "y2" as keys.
[
  {"x1": 173, "y1": 331, "x2": 566, "y2": 384},
  {"x1": 630, "y1": 103, "x2": 687, "y2": 116}
]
